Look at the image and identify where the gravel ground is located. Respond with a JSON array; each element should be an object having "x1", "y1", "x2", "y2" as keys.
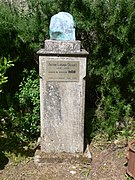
[{"x1": 0, "y1": 136, "x2": 131, "y2": 180}]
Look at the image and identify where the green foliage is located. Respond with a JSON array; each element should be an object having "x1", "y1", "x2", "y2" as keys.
[
  {"x1": 0, "y1": 57, "x2": 14, "y2": 133},
  {"x1": 3, "y1": 69, "x2": 40, "y2": 140},
  {"x1": 65, "y1": 0, "x2": 135, "y2": 138},
  {"x1": 16, "y1": 69, "x2": 40, "y2": 138},
  {"x1": 77, "y1": 0, "x2": 135, "y2": 138},
  {"x1": 0, "y1": 57, "x2": 14, "y2": 92},
  {"x1": 0, "y1": 1, "x2": 50, "y2": 61}
]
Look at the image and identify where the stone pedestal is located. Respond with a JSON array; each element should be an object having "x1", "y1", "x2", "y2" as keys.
[{"x1": 37, "y1": 40, "x2": 88, "y2": 153}]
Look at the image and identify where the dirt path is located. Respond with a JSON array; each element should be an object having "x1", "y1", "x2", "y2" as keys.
[{"x1": 0, "y1": 139, "x2": 129, "y2": 180}]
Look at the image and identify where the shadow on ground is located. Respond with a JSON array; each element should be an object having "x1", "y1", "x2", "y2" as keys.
[
  {"x1": 0, "y1": 152, "x2": 9, "y2": 170},
  {"x1": 0, "y1": 134, "x2": 35, "y2": 170}
]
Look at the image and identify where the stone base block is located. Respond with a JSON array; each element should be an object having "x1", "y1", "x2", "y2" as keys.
[{"x1": 44, "y1": 40, "x2": 81, "y2": 53}]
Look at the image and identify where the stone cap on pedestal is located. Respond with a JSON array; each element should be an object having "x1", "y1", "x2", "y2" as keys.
[
  {"x1": 37, "y1": 40, "x2": 89, "y2": 56},
  {"x1": 45, "y1": 40, "x2": 80, "y2": 52}
]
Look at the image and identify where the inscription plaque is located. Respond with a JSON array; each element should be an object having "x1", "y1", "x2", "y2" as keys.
[{"x1": 46, "y1": 61, "x2": 79, "y2": 81}]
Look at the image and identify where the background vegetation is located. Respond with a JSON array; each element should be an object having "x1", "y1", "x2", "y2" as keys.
[{"x1": 0, "y1": 0, "x2": 135, "y2": 141}]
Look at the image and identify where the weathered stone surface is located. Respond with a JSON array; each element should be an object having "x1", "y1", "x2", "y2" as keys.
[
  {"x1": 38, "y1": 40, "x2": 88, "y2": 153},
  {"x1": 44, "y1": 40, "x2": 80, "y2": 53},
  {"x1": 34, "y1": 150, "x2": 91, "y2": 166},
  {"x1": 49, "y1": 12, "x2": 75, "y2": 41},
  {"x1": 37, "y1": 48, "x2": 88, "y2": 56},
  {"x1": 39, "y1": 58, "x2": 87, "y2": 152}
]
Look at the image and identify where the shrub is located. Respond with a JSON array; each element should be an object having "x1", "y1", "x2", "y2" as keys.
[
  {"x1": 68, "y1": 0, "x2": 135, "y2": 138},
  {"x1": 3, "y1": 69, "x2": 40, "y2": 140},
  {"x1": 79, "y1": 0, "x2": 135, "y2": 138},
  {"x1": 0, "y1": 57, "x2": 14, "y2": 133},
  {"x1": 0, "y1": 57, "x2": 14, "y2": 93}
]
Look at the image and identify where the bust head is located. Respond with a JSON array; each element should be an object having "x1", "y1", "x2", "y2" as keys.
[{"x1": 49, "y1": 12, "x2": 76, "y2": 41}]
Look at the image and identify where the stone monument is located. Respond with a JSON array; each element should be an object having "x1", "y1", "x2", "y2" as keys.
[{"x1": 37, "y1": 12, "x2": 88, "y2": 153}]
